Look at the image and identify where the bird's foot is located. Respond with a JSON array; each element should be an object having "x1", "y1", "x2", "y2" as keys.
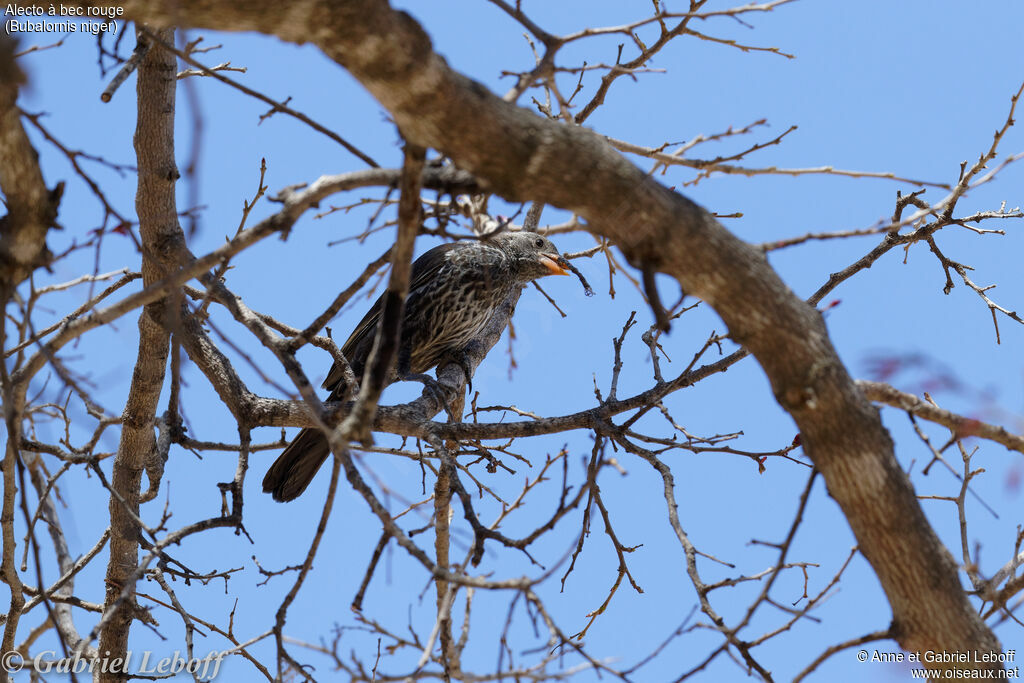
[{"x1": 403, "y1": 373, "x2": 458, "y2": 420}]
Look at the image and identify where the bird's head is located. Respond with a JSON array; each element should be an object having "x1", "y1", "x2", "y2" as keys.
[{"x1": 493, "y1": 230, "x2": 570, "y2": 280}]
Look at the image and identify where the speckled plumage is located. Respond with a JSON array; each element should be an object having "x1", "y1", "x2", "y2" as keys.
[{"x1": 263, "y1": 231, "x2": 567, "y2": 502}]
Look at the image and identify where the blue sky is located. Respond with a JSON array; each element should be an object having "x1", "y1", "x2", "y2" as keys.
[{"x1": 5, "y1": 0, "x2": 1024, "y2": 680}]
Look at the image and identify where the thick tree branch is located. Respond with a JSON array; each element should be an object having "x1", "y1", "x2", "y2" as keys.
[
  {"x1": 98, "y1": 28, "x2": 177, "y2": 681},
  {"x1": 0, "y1": 34, "x2": 62, "y2": 297}
]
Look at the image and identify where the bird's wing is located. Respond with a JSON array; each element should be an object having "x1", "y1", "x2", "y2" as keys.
[{"x1": 322, "y1": 241, "x2": 461, "y2": 394}]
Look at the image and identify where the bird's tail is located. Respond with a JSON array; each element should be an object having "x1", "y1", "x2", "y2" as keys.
[{"x1": 262, "y1": 427, "x2": 331, "y2": 502}]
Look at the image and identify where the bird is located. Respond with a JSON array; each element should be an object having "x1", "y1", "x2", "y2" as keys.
[{"x1": 262, "y1": 230, "x2": 569, "y2": 502}]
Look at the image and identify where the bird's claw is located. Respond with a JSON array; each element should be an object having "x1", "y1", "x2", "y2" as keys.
[{"x1": 456, "y1": 351, "x2": 474, "y2": 394}]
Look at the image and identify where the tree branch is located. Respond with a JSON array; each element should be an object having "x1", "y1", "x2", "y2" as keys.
[
  {"x1": 98, "y1": 28, "x2": 177, "y2": 681},
  {"x1": 0, "y1": 33, "x2": 62, "y2": 296}
]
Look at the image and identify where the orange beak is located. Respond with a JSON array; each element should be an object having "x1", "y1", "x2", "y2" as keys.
[{"x1": 540, "y1": 253, "x2": 570, "y2": 276}]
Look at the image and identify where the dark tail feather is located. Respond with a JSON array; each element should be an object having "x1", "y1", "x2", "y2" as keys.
[{"x1": 262, "y1": 428, "x2": 331, "y2": 502}]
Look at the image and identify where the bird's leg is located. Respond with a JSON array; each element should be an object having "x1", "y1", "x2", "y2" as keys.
[
  {"x1": 402, "y1": 372, "x2": 457, "y2": 421},
  {"x1": 438, "y1": 344, "x2": 479, "y2": 394},
  {"x1": 396, "y1": 349, "x2": 458, "y2": 420}
]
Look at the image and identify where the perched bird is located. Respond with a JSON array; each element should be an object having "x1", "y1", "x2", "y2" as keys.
[{"x1": 263, "y1": 230, "x2": 569, "y2": 502}]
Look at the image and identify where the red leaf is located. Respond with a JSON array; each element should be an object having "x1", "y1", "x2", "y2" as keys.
[{"x1": 1006, "y1": 467, "x2": 1020, "y2": 494}]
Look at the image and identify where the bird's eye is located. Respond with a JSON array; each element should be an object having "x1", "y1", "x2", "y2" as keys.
[{"x1": 535, "y1": 238, "x2": 544, "y2": 248}]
